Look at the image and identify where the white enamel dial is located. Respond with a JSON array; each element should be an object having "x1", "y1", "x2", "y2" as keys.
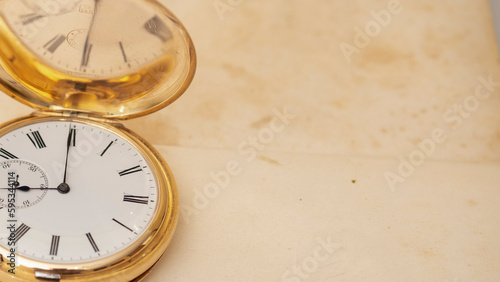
[
  {"x1": 0, "y1": 0, "x2": 171, "y2": 78},
  {"x1": 0, "y1": 120, "x2": 158, "y2": 263}
]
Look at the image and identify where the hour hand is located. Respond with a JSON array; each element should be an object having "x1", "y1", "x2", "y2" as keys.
[
  {"x1": 20, "y1": 13, "x2": 46, "y2": 25},
  {"x1": 0, "y1": 186, "x2": 58, "y2": 191}
]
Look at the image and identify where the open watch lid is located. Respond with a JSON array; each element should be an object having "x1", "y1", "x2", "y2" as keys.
[{"x1": 0, "y1": 0, "x2": 196, "y2": 119}]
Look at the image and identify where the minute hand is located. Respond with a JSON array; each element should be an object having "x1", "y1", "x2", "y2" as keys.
[
  {"x1": 57, "y1": 126, "x2": 74, "y2": 194},
  {"x1": 62, "y1": 126, "x2": 74, "y2": 184}
]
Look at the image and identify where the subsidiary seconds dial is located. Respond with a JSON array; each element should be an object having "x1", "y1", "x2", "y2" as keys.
[{"x1": 0, "y1": 160, "x2": 49, "y2": 209}]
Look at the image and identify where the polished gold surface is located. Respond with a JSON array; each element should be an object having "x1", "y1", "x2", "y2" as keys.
[
  {"x1": 0, "y1": 115, "x2": 179, "y2": 281},
  {"x1": 0, "y1": 1, "x2": 188, "y2": 280},
  {"x1": 0, "y1": 0, "x2": 196, "y2": 119}
]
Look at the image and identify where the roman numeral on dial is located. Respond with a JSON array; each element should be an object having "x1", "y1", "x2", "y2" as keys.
[
  {"x1": 20, "y1": 13, "x2": 44, "y2": 25},
  {"x1": 81, "y1": 43, "x2": 93, "y2": 68},
  {"x1": 0, "y1": 148, "x2": 17, "y2": 159},
  {"x1": 50, "y1": 235, "x2": 60, "y2": 256},
  {"x1": 86, "y1": 232, "x2": 99, "y2": 253},
  {"x1": 144, "y1": 15, "x2": 171, "y2": 42},
  {"x1": 68, "y1": 128, "x2": 77, "y2": 147},
  {"x1": 44, "y1": 34, "x2": 66, "y2": 53},
  {"x1": 123, "y1": 194, "x2": 149, "y2": 205},
  {"x1": 119, "y1": 41, "x2": 128, "y2": 63},
  {"x1": 112, "y1": 218, "x2": 134, "y2": 233},
  {"x1": 13, "y1": 223, "x2": 30, "y2": 244},
  {"x1": 27, "y1": 131, "x2": 46, "y2": 149},
  {"x1": 100, "y1": 140, "x2": 117, "y2": 157},
  {"x1": 118, "y1": 165, "x2": 142, "y2": 177}
]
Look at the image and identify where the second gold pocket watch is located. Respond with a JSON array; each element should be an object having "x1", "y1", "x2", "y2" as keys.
[{"x1": 0, "y1": 0, "x2": 196, "y2": 280}]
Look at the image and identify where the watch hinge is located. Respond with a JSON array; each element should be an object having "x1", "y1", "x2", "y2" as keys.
[
  {"x1": 35, "y1": 270, "x2": 61, "y2": 280},
  {"x1": 33, "y1": 111, "x2": 83, "y2": 118},
  {"x1": 60, "y1": 111, "x2": 89, "y2": 119},
  {"x1": 76, "y1": 112, "x2": 90, "y2": 119},
  {"x1": 33, "y1": 111, "x2": 116, "y2": 124}
]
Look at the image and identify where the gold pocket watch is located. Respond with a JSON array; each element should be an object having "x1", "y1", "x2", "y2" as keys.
[{"x1": 0, "y1": 0, "x2": 196, "y2": 281}]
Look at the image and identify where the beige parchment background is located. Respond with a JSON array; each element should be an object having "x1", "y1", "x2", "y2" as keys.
[{"x1": 1, "y1": 0, "x2": 499, "y2": 281}]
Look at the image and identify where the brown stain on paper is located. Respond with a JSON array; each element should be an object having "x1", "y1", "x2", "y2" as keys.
[
  {"x1": 258, "y1": 155, "x2": 281, "y2": 166},
  {"x1": 251, "y1": 116, "x2": 273, "y2": 129}
]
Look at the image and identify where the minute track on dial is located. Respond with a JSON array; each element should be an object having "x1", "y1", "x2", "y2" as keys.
[{"x1": 0, "y1": 119, "x2": 160, "y2": 263}]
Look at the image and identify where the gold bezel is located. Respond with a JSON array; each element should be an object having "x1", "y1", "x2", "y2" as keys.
[{"x1": 0, "y1": 114, "x2": 178, "y2": 281}]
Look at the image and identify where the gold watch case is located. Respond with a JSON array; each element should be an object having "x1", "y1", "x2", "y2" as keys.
[
  {"x1": 0, "y1": 0, "x2": 196, "y2": 119},
  {"x1": 0, "y1": 114, "x2": 179, "y2": 282},
  {"x1": 0, "y1": 0, "x2": 196, "y2": 280}
]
